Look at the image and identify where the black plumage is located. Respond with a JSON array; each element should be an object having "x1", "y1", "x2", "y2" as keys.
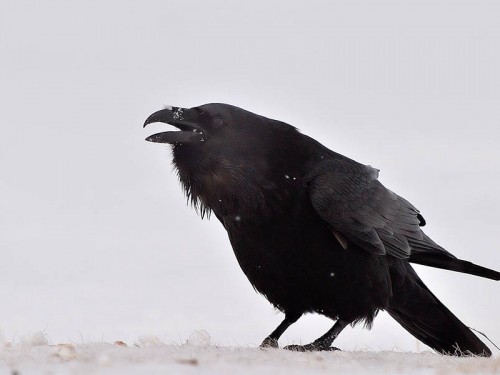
[{"x1": 144, "y1": 103, "x2": 500, "y2": 356}]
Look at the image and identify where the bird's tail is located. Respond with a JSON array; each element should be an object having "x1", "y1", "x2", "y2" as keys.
[
  {"x1": 409, "y1": 252, "x2": 500, "y2": 280},
  {"x1": 388, "y1": 261, "x2": 492, "y2": 357},
  {"x1": 408, "y1": 234, "x2": 500, "y2": 280}
]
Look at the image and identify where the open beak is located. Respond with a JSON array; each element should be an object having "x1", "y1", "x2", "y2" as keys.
[{"x1": 143, "y1": 106, "x2": 205, "y2": 144}]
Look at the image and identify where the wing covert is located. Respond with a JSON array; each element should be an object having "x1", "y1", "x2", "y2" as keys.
[{"x1": 308, "y1": 160, "x2": 425, "y2": 259}]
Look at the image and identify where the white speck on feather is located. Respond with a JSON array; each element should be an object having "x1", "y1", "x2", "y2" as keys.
[
  {"x1": 285, "y1": 175, "x2": 290, "y2": 179},
  {"x1": 172, "y1": 108, "x2": 184, "y2": 120},
  {"x1": 330, "y1": 272, "x2": 335, "y2": 277},
  {"x1": 235, "y1": 215, "x2": 241, "y2": 221}
]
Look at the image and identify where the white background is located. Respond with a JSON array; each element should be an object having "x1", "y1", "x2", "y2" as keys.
[{"x1": 1, "y1": 0, "x2": 499, "y2": 352}]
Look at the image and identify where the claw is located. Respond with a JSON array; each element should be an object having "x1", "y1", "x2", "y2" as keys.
[
  {"x1": 260, "y1": 337, "x2": 279, "y2": 349},
  {"x1": 284, "y1": 343, "x2": 341, "y2": 352}
]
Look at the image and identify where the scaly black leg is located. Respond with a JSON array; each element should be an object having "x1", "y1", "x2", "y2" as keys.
[
  {"x1": 260, "y1": 313, "x2": 301, "y2": 348},
  {"x1": 284, "y1": 319, "x2": 350, "y2": 352}
]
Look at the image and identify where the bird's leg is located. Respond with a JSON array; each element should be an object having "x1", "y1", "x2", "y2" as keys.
[
  {"x1": 260, "y1": 313, "x2": 301, "y2": 348},
  {"x1": 284, "y1": 319, "x2": 350, "y2": 352}
]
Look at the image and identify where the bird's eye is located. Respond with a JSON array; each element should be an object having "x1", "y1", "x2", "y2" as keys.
[{"x1": 213, "y1": 117, "x2": 224, "y2": 129}]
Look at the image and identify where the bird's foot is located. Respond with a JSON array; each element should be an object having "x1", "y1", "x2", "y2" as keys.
[
  {"x1": 284, "y1": 343, "x2": 341, "y2": 352},
  {"x1": 260, "y1": 337, "x2": 279, "y2": 349}
]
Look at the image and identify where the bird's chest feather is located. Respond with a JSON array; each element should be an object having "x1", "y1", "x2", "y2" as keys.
[
  {"x1": 221, "y1": 203, "x2": 343, "y2": 308},
  {"x1": 221, "y1": 201, "x2": 391, "y2": 316},
  {"x1": 179, "y1": 156, "x2": 282, "y2": 218}
]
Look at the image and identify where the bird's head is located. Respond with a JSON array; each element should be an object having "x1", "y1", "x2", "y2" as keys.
[
  {"x1": 145, "y1": 103, "x2": 267, "y2": 146},
  {"x1": 143, "y1": 103, "x2": 306, "y2": 218}
]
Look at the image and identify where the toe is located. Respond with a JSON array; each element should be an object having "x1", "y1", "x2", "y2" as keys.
[
  {"x1": 283, "y1": 344, "x2": 307, "y2": 352},
  {"x1": 260, "y1": 337, "x2": 279, "y2": 348},
  {"x1": 284, "y1": 344, "x2": 341, "y2": 352}
]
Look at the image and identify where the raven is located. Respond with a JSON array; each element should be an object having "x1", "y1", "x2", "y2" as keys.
[{"x1": 144, "y1": 103, "x2": 500, "y2": 356}]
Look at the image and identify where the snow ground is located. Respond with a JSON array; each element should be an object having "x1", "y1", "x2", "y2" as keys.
[{"x1": 1, "y1": 332, "x2": 498, "y2": 375}]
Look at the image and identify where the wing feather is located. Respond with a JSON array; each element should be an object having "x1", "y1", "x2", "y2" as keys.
[{"x1": 308, "y1": 159, "x2": 426, "y2": 259}]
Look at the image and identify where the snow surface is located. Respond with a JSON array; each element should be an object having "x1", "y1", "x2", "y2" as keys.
[{"x1": 1, "y1": 331, "x2": 499, "y2": 375}]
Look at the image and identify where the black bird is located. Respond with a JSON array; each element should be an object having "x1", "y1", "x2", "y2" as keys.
[{"x1": 144, "y1": 103, "x2": 500, "y2": 356}]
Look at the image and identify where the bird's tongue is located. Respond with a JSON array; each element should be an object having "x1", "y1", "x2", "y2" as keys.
[{"x1": 145, "y1": 131, "x2": 204, "y2": 144}]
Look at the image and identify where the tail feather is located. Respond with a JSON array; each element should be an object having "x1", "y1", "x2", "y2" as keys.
[
  {"x1": 388, "y1": 260, "x2": 492, "y2": 357},
  {"x1": 409, "y1": 252, "x2": 500, "y2": 280},
  {"x1": 408, "y1": 234, "x2": 500, "y2": 280}
]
